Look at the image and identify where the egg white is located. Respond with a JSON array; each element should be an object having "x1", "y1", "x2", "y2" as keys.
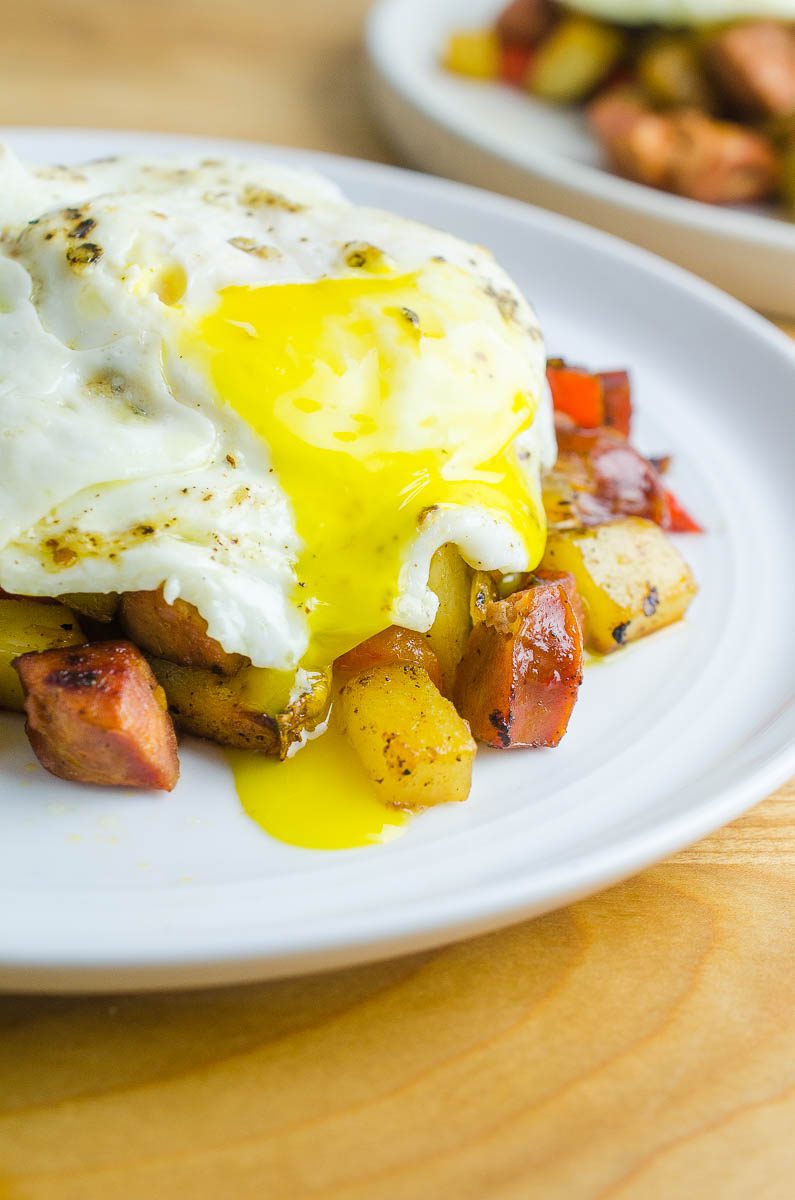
[
  {"x1": 565, "y1": 0, "x2": 795, "y2": 24},
  {"x1": 0, "y1": 148, "x2": 553, "y2": 669}
]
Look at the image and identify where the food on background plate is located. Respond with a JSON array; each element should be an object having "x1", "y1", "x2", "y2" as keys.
[
  {"x1": 0, "y1": 148, "x2": 699, "y2": 849},
  {"x1": 443, "y1": 1, "x2": 795, "y2": 213}
]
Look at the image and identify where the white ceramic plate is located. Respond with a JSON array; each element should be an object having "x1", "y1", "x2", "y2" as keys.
[
  {"x1": 1, "y1": 128, "x2": 794, "y2": 994},
  {"x1": 366, "y1": 0, "x2": 795, "y2": 318}
]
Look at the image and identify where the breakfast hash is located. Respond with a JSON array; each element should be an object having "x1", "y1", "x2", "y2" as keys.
[{"x1": 0, "y1": 149, "x2": 699, "y2": 844}]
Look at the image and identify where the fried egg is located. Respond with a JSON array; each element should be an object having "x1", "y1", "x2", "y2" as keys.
[
  {"x1": 565, "y1": 0, "x2": 795, "y2": 24},
  {"x1": 0, "y1": 147, "x2": 553, "y2": 675}
]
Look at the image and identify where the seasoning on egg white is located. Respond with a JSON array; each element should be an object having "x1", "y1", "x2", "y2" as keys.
[{"x1": 0, "y1": 146, "x2": 554, "y2": 676}]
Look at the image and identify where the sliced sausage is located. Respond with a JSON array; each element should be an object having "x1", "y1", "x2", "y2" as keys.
[
  {"x1": 119, "y1": 587, "x2": 246, "y2": 676},
  {"x1": 454, "y1": 579, "x2": 583, "y2": 749},
  {"x1": 13, "y1": 641, "x2": 179, "y2": 791},
  {"x1": 704, "y1": 21, "x2": 795, "y2": 118},
  {"x1": 589, "y1": 89, "x2": 780, "y2": 203},
  {"x1": 496, "y1": 0, "x2": 558, "y2": 46}
]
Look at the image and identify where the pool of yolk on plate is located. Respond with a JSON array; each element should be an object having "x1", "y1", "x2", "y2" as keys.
[{"x1": 227, "y1": 727, "x2": 410, "y2": 850}]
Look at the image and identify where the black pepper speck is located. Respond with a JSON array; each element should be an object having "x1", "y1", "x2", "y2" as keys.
[{"x1": 612, "y1": 622, "x2": 631, "y2": 645}]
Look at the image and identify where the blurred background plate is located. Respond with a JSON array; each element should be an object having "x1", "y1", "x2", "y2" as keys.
[
  {"x1": 366, "y1": 0, "x2": 795, "y2": 317},
  {"x1": 1, "y1": 129, "x2": 794, "y2": 993}
]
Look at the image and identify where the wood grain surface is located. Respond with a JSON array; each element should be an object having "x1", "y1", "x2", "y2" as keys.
[{"x1": 0, "y1": 3, "x2": 793, "y2": 1197}]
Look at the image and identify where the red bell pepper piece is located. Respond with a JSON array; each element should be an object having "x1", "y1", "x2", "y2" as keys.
[
  {"x1": 499, "y1": 42, "x2": 535, "y2": 86},
  {"x1": 546, "y1": 366, "x2": 604, "y2": 428},
  {"x1": 598, "y1": 370, "x2": 632, "y2": 437},
  {"x1": 547, "y1": 364, "x2": 633, "y2": 435},
  {"x1": 664, "y1": 489, "x2": 703, "y2": 533}
]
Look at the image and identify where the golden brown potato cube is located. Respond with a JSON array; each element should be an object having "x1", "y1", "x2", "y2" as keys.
[
  {"x1": 337, "y1": 662, "x2": 476, "y2": 808},
  {"x1": 119, "y1": 587, "x2": 247, "y2": 675},
  {"x1": 13, "y1": 641, "x2": 179, "y2": 791},
  {"x1": 470, "y1": 570, "x2": 498, "y2": 624},
  {"x1": 528, "y1": 16, "x2": 627, "y2": 104},
  {"x1": 424, "y1": 544, "x2": 473, "y2": 695},
  {"x1": 0, "y1": 597, "x2": 86, "y2": 711},
  {"x1": 637, "y1": 35, "x2": 717, "y2": 111},
  {"x1": 59, "y1": 592, "x2": 120, "y2": 623},
  {"x1": 442, "y1": 29, "x2": 500, "y2": 79},
  {"x1": 540, "y1": 517, "x2": 697, "y2": 654},
  {"x1": 149, "y1": 658, "x2": 330, "y2": 758}
]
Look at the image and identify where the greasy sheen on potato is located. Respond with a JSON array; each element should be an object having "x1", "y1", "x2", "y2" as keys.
[
  {"x1": 59, "y1": 592, "x2": 120, "y2": 623},
  {"x1": 424, "y1": 543, "x2": 474, "y2": 695},
  {"x1": 541, "y1": 517, "x2": 697, "y2": 654},
  {"x1": 13, "y1": 640, "x2": 179, "y2": 791},
  {"x1": 0, "y1": 597, "x2": 86, "y2": 712},
  {"x1": 148, "y1": 658, "x2": 331, "y2": 758},
  {"x1": 470, "y1": 570, "x2": 498, "y2": 624},
  {"x1": 119, "y1": 587, "x2": 247, "y2": 676},
  {"x1": 337, "y1": 662, "x2": 476, "y2": 808},
  {"x1": 454, "y1": 578, "x2": 583, "y2": 749}
]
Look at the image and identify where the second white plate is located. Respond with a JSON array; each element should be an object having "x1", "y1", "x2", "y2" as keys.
[{"x1": 366, "y1": 0, "x2": 795, "y2": 317}]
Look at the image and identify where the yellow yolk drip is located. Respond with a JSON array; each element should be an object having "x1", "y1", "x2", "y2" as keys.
[
  {"x1": 193, "y1": 263, "x2": 545, "y2": 668},
  {"x1": 228, "y1": 728, "x2": 409, "y2": 850},
  {"x1": 189, "y1": 262, "x2": 546, "y2": 849}
]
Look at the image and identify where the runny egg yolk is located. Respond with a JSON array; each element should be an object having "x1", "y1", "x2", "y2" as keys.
[
  {"x1": 228, "y1": 726, "x2": 409, "y2": 850},
  {"x1": 192, "y1": 261, "x2": 545, "y2": 669},
  {"x1": 188, "y1": 261, "x2": 546, "y2": 849}
]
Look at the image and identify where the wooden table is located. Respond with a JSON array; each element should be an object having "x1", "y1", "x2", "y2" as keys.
[{"x1": 1, "y1": 4, "x2": 793, "y2": 1197}]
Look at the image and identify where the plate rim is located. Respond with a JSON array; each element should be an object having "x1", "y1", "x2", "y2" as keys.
[
  {"x1": 1, "y1": 126, "x2": 794, "y2": 992},
  {"x1": 366, "y1": 0, "x2": 795, "y2": 253}
]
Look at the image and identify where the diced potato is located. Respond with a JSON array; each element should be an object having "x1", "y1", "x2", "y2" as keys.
[
  {"x1": 0, "y1": 598, "x2": 86, "y2": 711},
  {"x1": 442, "y1": 29, "x2": 500, "y2": 79},
  {"x1": 148, "y1": 658, "x2": 330, "y2": 757},
  {"x1": 470, "y1": 570, "x2": 498, "y2": 623},
  {"x1": 424, "y1": 544, "x2": 473, "y2": 695},
  {"x1": 60, "y1": 592, "x2": 120, "y2": 623},
  {"x1": 540, "y1": 517, "x2": 697, "y2": 654},
  {"x1": 471, "y1": 571, "x2": 538, "y2": 626},
  {"x1": 119, "y1": 587, "x2": 247, "y2": 676},
  {"x1": 337, "y1": 663, "x2": 475, "y2": 808},
  {"x1": 528, "y1": 17, "x2": 626, "y2": 104},
  {"x1": 637, "y1": 36, "x2": 716, "y2": 110}
]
